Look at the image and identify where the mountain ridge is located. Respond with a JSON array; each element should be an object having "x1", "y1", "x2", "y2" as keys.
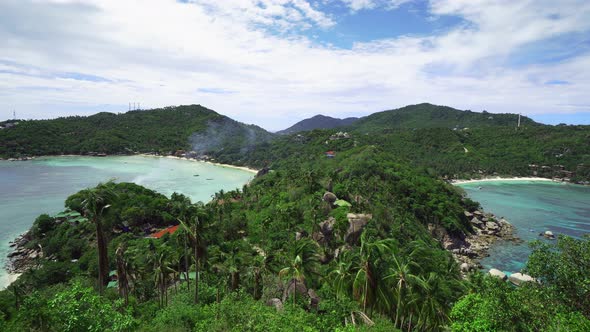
[{"x1": 276, "y1": 114, "x2": 359, "y2": 134}]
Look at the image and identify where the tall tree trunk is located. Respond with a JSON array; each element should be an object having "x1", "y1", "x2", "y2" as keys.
[
  {"x1": 116, "y1": 245, "x2": 129, "y2": 306},
  {"x1": 96, "y1": 218, "x2": 109, "y2": 294},
  {"x1": 194, "y1": 246, "x2": 199, "y2": 304},
  {"x1": 254, "y1": 271, "x2": 261, "y2": 300},
  {"x1": 293, "y1": 279, "x2": 297, "y2": 306},
  {"x1": 395, "y1": 283, "x2": 402, "y2": 328},
  {"x1": 184, "y1": 237, "x2": 190, "y2": 292}
]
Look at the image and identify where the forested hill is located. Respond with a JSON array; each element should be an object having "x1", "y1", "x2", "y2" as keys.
[
  {"x1": 276, "y1": 115, "x2": 358, "y2": 135},
  {"x1": 350, "y1": 103, "x2": 539, "y2": 132},
  {"x1": 0, "y1": 105, "x2": 273, "y2": 159}
]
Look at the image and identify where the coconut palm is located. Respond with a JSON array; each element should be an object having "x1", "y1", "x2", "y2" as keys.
[
  {"x1": 79, "y1": 181, "x2": 116, "y2": 294},
  {"x1": 178, "y1": 204, "x2": 207, "y2": 304},
  {"x1": 384, "y1": 253, "x2": 423, "y2": 330},
  {"x1": 115, "y1": 244, "x2": 130, "y2": 306},
  {"x1": 279, "y1": 239, "x2": 319, "y2": 306},
  {"x1": 351, "y1": 233, "x2": 394, "y2": 313}
]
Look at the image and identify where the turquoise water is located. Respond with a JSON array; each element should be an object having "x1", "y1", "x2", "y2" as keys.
[
  {"x1": 458, "y1": 181, "x2": 590, "y2": 273},
  {"x1": 0, "y1": 156, "x2": 254, "y2": 289}
]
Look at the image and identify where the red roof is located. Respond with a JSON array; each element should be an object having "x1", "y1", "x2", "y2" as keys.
[
  {"x1": 326, "y1": 151, "x2": 335, "y2": 155},
  {"x1": 150, "y1": 225, "x2": 180, "y2": 239}
]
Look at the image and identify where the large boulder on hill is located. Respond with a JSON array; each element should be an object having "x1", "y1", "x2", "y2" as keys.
[
  {"x1": 307, "y1": 289, "x2": 320, "y2": 310},
  {"x1": 282, "y1": 279, "x2": 308, "y2": 303},
  {"x1": 320, "y1": 217, "x2": 335, "y2": 235},
  {"x1": 488, "y1": 268, "x2": 507, "y2": 281},
  {"x1": 323, "y1": 192, "x2": 338, "y2": 204},
  {"x1": 509, "y1": 273, "x2": 535, "y2": 286},
  {"x1": 344, "y1": 213, "x2": 372, "y2": 245},
  {"x1": 313, "y1": 217, "x2": 336, "y2": 245},
  {"x1": 266, "y1": 298, "x2": 283, "y2": 312}
]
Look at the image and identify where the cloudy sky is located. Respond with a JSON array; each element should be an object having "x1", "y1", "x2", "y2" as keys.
[{"x1": 1, "y1": 0, "x2": 589, "y2": 130}]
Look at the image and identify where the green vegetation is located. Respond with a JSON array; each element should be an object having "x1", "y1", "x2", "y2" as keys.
[
  {"x1": 2, "y1": 103, "x2": 588, "y2": 181},
  {"x1": 350, "y1": 103, "x2": 540, "y2": 132},
  {"x1": 1, "y1": 103, "x2": 589, "y2": 330},
  {"x1": 451, "y1": 235, "x2": 590, "y2": 331},
  {"x1": 0, "y1": 105, "x2": 271, "y2": 158}
]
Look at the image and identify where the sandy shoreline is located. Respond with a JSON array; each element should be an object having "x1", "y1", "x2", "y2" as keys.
[
  {"x1": 5, "y1": 153, "x2": 260, "y2": 174},
  {"x1": 139, "y1": 154, "x2": 259, "y2": 174},
  {"x1": 451, "y1": 177, "x2": 554, "y2": 185}
]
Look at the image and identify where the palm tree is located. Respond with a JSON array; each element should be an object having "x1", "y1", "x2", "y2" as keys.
[
  {"x1": 116, "y1": 244, "x2": 130, "y2": 306},
  {"x1": 384, "y1": 253, "x2": 422, "y2": 329},
  {"x1": 247, "y1": 250, "x2": 277, "y2": 300},
  {"x1": 279, "y1": 239, "x2": 319, "y2": 306},
  {"x1": 350, "y1": 233, "x2": 393, "y2": 313},
  {"x1": 79, "y1": 181, "x2": 116, "y2": 294},
  {"x1": 178, "y1": 205, "x2": 207, "y2": 304}
]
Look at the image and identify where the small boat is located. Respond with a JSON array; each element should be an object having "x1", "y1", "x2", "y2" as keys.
[
  {"x1": 478, "y1": 186, "x2": 483, "y2": 190},
  {"x1": 206, "y1": 178, "x2": 213, "y2": 180},
  {"x1": 193, "y1": 174, "x2": 199, "y2": 177}
]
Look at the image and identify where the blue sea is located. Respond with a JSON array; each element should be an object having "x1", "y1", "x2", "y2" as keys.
[
  {"x1": 457, "y1": 180, "x2": 590, "y2": 273},
  {"x1": 0, "y1": 156, "x2": 254, "y2": 289}
]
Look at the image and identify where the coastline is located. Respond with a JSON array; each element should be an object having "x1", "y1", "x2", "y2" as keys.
[
  {"x1": 1, "y1": 153, "x2": 259, "y2": 289},
  {"x1": 451, "y1": 177, "x2": 554, "y2": 185},
  {"x1": 1, "y1": 153, "x2": 260, "y2": 174},
  {"x1": 138, "y1": 154, "x2": 259, "y2": 174},
  {"x1": 0, "y1": 272, "x2": 21, "y2": 290}
]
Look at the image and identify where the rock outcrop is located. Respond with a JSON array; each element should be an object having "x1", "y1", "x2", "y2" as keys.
[
  {"x1": 312, "y1": 217, "x2": 336, "y2": 245},
  {"x1": 344, "y1": 213, "x2": 372, "y2": 245},
  {"x1": 431, "y1": 210, "x2": 519, "y2": 270},
  {"x1": 488, "y1": 268, "x2": 507, "y2": 281},
  {"x1": 266, "y1": 298, "x2": 284, "y2": 312},
  {"x1": 6, "y1": 232, "x2": 43, "y2": 274},
  {"x1": 509, "y1": 273, "x2": 536, "y2": 286},
  {"x1": 322, "y1": 192, "x2": 338, "y2": 204}
]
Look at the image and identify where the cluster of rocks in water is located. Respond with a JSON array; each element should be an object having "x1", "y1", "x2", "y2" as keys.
[
  {"x1": 6, "y1": 232, "x2": 44, "y2": 274},
  {"x1": 429, "y1": 209, "x2": 521, "y2": 274},
  {"x1": 488, "y1": 269, "x2": 536, "y2": 286}
]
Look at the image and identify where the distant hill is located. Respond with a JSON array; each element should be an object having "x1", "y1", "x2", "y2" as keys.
[
  {"x1": 350, "y1": 103, "x2": 540, "y2": 132},
  {"x1": 277, "y1": 114, "x2": 358, "y2": 134},
  {"x1": 0, "y1": 105, "x2": 273, "y2": 162}
]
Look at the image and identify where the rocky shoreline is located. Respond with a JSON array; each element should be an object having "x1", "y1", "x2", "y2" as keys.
[
  {"x1": 429, "y1": 209, "x2": 520, "y2": 274},
  {"x1": 5, "y1": 231, "x2": 43, "y2": 276}
]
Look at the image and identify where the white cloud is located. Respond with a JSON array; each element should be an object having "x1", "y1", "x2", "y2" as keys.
[
  {"x1": 340, "y1": 0, "x2": 413, "y2": 12},
  {"x1": 0, "y1": 0, "x2": 589, "y2": 130}
]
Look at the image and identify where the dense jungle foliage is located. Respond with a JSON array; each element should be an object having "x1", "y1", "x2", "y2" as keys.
[
  {"x1": 1, "y1": 143, "x2": 589, "y2": 331},
  {"x1": 1, "y1": 103, "x2": 589, "y2": 181},
  {"x1": 1, "y1": 104, "x2": 589, "y2": 330},
  {"x1": 0, "y1": 105, "x2": 271, "y2": 158},
  {"x1": 233, "y1": 123, "x2": 590, "y2": 182}
]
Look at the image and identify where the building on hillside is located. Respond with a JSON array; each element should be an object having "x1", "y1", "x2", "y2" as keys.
[{"x1": 148, "y1": 225, "x2": 180, "y2": 239}]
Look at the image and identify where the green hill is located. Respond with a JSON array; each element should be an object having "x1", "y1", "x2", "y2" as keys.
[
  {"x1": 0, "y1": 105, "x2": 273, "y2": 160},
  {"x1": 276, "y1": 115, "x2": 359, "y2": 135},
  {"x1": 350, "y1": 103, "x2": 539, "y2": 132}
]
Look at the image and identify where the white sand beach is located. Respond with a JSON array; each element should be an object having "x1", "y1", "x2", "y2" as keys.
[
  {"x1": 451, "y1": 177, "x2": 554, "y2": 185},
  {"x1": 141, "y1": 154, "x2": 259, "y2": 174}
]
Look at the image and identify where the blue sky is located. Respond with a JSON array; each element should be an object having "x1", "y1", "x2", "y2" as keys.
[{"x1": 0, "y1": 0, "x2": 589, "y2": 130}]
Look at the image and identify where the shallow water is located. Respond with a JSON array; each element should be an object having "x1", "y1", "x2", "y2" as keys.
[
  {"x1": 0, "y1": 156, "x2": 253, "y2": 289},
  {"x1": 457, "y1": 181, "x2": 590, "y2": 273}
]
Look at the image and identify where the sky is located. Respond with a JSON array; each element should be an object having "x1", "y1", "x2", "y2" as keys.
[{"x1": 1, "y1": 0, "x2": 589, "y2": 131}]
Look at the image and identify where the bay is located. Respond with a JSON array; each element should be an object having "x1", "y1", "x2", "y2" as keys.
[
  {"x1": 0, "y1": 156, "x2": 254, "y2": 289},
  {"x1": 457, "y1": 180, "x2": 590, "y2": 273}
]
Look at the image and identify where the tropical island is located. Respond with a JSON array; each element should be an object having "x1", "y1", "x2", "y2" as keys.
[{"x1": 0, "y1": 104, "x2": 589, "y2": 331}]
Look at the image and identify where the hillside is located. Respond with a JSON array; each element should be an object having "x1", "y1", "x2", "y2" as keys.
[
  {"x1": 276, "y1": 115, "x2": 358, "y2": 135},
  {"x1": 350, "y1": 103, "x2": 539, "y2": 132},
  {"x1": 1, "y1": 103, "x2": 589, "y2": 331},
  {"x1": 0, "y1": 105, "x2": 273, "y2": 161}
]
